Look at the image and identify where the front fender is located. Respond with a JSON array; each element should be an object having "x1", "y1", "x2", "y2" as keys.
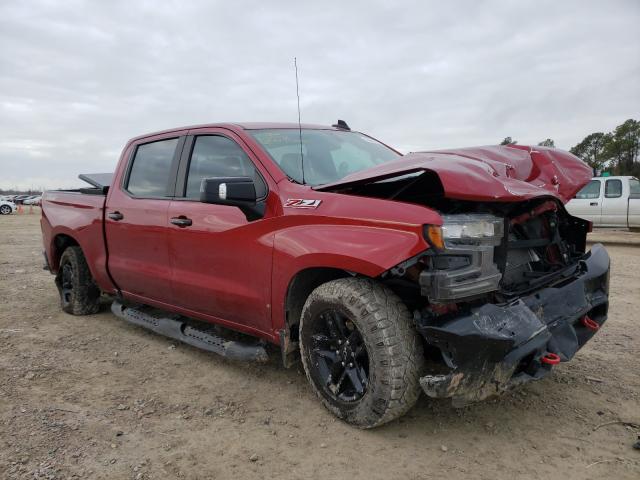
[{"x1": 270, "y1": 223, "x2": 428, "y2": 332}]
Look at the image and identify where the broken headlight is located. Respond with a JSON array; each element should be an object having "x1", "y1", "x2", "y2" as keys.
[
  {"x1": 440, "y1": 214, "x2": 504, "y2": 248},
  {"x1": 425, "y1": 214, "x2": 504, "y2": 250},
  {"x1": 421, "y1": 214, "x2": 504, "y2": 302}
]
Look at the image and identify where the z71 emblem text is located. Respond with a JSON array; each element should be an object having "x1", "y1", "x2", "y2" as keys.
[{"x1": 284, "y1": 199, "x2": 322, "y2": 209}]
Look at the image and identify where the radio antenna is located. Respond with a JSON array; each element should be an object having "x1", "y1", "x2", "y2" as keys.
[{"x1": 294, "y1": 57, "x2": 305, "y2": 184}]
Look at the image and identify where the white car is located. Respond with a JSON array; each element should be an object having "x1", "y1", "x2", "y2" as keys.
[
  {"x1": 0, "y1": 199, "x2": 17, "y2": 215},
  {"x1": 23, "y1": 195, "x2": 42, "y2": 206},
  {"x1": 566, "y1": 176, "x2": 640, "y2": 228}
]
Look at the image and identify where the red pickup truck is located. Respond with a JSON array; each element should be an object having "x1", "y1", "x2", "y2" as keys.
[{"x1": 41, "y1": 121, "x2": 610, "y2": 428}]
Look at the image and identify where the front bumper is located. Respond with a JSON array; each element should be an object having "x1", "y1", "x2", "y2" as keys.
[{"x1": 416, "y1": 243, "x2": 610, "y2": 406}]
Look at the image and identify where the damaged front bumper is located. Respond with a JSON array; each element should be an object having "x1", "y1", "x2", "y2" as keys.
[{"x1": 416, "y1": 243, "x2": 610, "y2": 406}]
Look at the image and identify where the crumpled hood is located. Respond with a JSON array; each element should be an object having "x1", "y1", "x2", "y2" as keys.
[{"x1": 315, "y1": 145, "x2": 592, "y2": 203}]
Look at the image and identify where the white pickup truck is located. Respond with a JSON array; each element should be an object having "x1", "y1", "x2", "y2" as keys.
[{"x1": 566, "y1": 176, "x2": 640, "y2": 228}]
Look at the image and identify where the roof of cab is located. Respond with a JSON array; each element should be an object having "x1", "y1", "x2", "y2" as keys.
[{"x1": 128, "y1": 122, "x2": 339, "y2": 143}]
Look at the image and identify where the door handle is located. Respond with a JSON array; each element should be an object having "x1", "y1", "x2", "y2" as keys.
[
  {"x1": 108, "y1": 211, "x2": 124, "y2": 221},
  {"x1": 590, "y1": 202, "x2": 599, "y2": 206},
  {"x1": 170, "y1": 216, "x2": 193, "y2": 227}
]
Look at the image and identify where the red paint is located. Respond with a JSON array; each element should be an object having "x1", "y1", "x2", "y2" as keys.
[
  {"x1": 318, "y1": 145, "x2": 593, "y2": 203},
  {"x1": 40, "y1": 191, "x2": 115, "y2": 292},
  {"x1": 41, "y1": 123, "x2": 593, "y2": 344}
]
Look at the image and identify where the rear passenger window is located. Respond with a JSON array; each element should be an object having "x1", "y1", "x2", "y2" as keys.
[
  {"x1": 575, "y1": 180, "x2": 601, "y2": 199},
  {"x1": 605, "y1": 179, "x2": 622, "y2": 198},
  {"x1": 126, "y1": 138, "x2": 179, "y2": 197},
  {"x1": 185, "y1": 136, "x2": 266, "y2": 199}
]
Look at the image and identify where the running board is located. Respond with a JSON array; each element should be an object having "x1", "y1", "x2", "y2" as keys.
[{"x1": 111, "y1": 301, "x2": 268, "y2": 362}]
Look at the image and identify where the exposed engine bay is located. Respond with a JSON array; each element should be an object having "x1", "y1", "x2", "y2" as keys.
[
  {"x1": 418, "y1": 197, "x2": 591, "y2": 305},
  {"x1": 369, "y1": 184, "x2": 592, "y2": 309}
]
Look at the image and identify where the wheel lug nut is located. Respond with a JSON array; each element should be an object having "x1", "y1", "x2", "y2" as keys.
[
  {"x1": 341, "y1": 361, "x2": 345, "y2": 366},
  {"x1": 348, "y1": 363, "x2": 353, "y2": 367},
  {"x1": 338, "y1": 340, "x2": 342, "y2": 345}
]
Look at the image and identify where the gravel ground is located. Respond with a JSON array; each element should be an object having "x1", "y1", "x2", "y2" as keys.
[{"x1": 1, "y1": 212, "x2": 639, "y2": 479}]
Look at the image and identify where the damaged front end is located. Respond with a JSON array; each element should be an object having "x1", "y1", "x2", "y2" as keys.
[
  {"x1": 417, "y1": 243, "x2": 609, "y2": 406},
  {"x1": 384, "y1": 199, "x2": 610, "y2": 406},
  {"x1": 323, "y1": 145, "x2": 609, "y2": 405}
]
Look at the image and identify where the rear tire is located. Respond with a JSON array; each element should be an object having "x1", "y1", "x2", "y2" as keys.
[
  {"x1": 299, "y1": 277, "x2": 424, "y2": 428},
  {"x1": 56, "y1": 246, "x2": 101, "y2": 315}
]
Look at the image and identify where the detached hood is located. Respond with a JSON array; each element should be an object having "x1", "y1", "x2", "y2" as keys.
[{"x1": 316, "y1": 145, "x2": 592, "y2": 203}]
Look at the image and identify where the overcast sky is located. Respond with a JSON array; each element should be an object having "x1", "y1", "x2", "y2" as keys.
[{"x1": 1, "y1": 0, "x2": 639, "y2": 190}]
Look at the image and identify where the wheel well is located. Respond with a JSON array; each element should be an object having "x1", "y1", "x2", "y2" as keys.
[
  {"x1": 284, "y1": 268, "x2": 351, "y2": 343},
  {"x1": 52, "y1": 234, "x2": 79, "y2": 269}
]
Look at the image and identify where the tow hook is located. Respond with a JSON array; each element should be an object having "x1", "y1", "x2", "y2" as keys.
[
  {"x1": 541, "y1": 353, "x2": 561, "y2": 365},
  {"x1": 581, "y1": 315, "x2": 600, "y2": 332}
]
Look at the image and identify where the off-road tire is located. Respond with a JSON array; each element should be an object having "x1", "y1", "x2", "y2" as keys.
[
  {"x1": 56, "y1": 246, "x2": 101, "y2": 315},
  {"x1": 299, "y1": 277, "x2": 424, "y2": 428}
]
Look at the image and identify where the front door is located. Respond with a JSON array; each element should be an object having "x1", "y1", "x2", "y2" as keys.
[
  {"x1": 167, "y1": 130, "x2": 275, "y2": 336},
  {"x1": 566, "y1": 179, "x2": 602, "y2": 224},
  {"x1": 105, "y1": 134, "x2": 184, "y2": 304}
]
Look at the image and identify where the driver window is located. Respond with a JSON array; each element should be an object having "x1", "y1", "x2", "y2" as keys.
[
  {"x1": 575, "y1": 180, "x2": 601, "y2": 199},
  {"x1": 185, "y1": 135, "x2": 266, "y2": 199}
]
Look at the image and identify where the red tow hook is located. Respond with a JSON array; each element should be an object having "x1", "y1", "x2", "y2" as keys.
[
  {"x1": 541, "y1": 353, "x2": 561, "y2": 365},
  {"x1": 581, "y1": 315, "x2": 599, "y2": 332}
]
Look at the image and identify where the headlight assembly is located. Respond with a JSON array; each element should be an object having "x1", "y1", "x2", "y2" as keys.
[
  {"x1": 424, "y1": 214, "x2": 504, "y2": 249},
  {"x1": 421, "y1": 213, "x2": 504, "y2": 302}
]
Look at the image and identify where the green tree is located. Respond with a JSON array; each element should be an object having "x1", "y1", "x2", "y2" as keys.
[
  {"x1": 500, "y1": 137, "x2": 517, "y2": 145},
  {"x1": 570, "y1": 132, "x2": 611, "y2": 171},
  {"x1": 605, "y1": 119, "x2": 640, "y2": 175},
  {"x1": 537, "y1": 139, "x2": 555, "y2": 147}
]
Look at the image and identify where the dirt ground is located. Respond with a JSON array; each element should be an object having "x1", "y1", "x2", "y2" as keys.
[{"x1": 1, "y1": 211, "x2": 639, "y2": 480}]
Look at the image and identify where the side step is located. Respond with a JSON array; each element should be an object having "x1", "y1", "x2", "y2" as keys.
[{"x1": 111, "y1": 301, "x2": 268, "y2": 362}]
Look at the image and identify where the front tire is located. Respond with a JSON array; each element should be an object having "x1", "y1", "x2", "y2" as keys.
[
  {"x1": 56, "y1": 246, "x2": 101, "y2": 315},
  {"x1": 0, "y1": 205, "x2": 11, "y2": 215},
  {"x1": 299, "y1": 278, "x2": 424, "y2": 428}
]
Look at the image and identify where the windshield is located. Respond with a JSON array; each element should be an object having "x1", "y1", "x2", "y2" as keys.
[{"x1": 249, "y1": 129, "x2": 401, "y2": 185}]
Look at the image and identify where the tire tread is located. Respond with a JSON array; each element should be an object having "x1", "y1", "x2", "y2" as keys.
[{"x1": 300, "y1": 277, "x2": 424, "y2": 428}]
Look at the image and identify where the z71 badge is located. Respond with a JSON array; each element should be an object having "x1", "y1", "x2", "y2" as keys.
[{"x1": 284, "y1": 199, "x2": 322, "y2": 209}]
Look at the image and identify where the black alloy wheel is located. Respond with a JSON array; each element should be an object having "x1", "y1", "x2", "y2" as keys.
[{"x1": 308, "y1": 309, "x2": 369, "y2": 402}]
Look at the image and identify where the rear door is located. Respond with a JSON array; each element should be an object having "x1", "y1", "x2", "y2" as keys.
[
  {"x1": 105, "y1": 133, "x2": 185, "y2": 304},
  {"x1": 628, "y1": 178, "x2": 640, "y2": 227},
  {"x1": 600, "y1": 178, "x2": 627, "y2": 227},
  {"x1": 167, "y1": 128, "x2": 276, "y2": 336},
  {"x1": 566, "y1": 179, "x2": 602, "y2": 224}
]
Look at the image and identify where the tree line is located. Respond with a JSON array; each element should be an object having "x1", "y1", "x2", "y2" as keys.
[
  {"x1": 500, "y1": 119, "x2": 640, "y2": 176},
  {"x1": 0, "y1": 188, "x2": 43, "y2": 196}
]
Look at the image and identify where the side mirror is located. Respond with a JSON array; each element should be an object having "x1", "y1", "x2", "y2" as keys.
[{"x1": 199, "y1": 177, "x2": 265, "y2": 221}]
